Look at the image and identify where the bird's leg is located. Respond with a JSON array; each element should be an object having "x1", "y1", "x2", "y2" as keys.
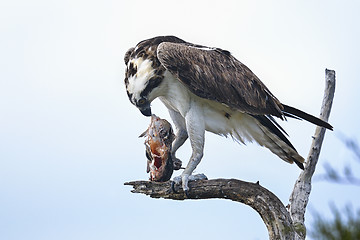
[
  {"x1": 168, "y1": 110, "x2": 188, "y2": 170},
  {"x1": 171, "y1": 129, "x2": 187, "y2": 170},
  {"x1": 179, "y1": 149, "x2": 206, "y2": 195},
  {"x1": 171, "y1": 105, "x2": 207, "y2": 195}
]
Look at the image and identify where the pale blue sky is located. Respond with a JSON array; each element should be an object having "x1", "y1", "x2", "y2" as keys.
[{"x1": 1, "y1": 0, "x2": 359, "y2": 239}]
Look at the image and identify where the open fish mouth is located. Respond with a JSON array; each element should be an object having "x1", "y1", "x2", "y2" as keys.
[
  {"x1": 140, "y1": 115, "x2": 175, "y2": 182},
  {"x1": 147, "y1": 150, "x2": 173, "y2": 182}
]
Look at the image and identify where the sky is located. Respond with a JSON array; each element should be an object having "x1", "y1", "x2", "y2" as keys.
[{"x1": 1, "y1": 0, "x2": 360, "y2": 239}]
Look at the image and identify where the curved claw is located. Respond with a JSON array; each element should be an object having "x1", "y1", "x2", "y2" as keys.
[
  {"x1": 170, "y1": 175, "x2": 182, "y2": 193},
  {"x1": 184, "y1": 189, "x2": 190, "y2": 198},
  {"x1": 170, "y1": 181, "x2": 179, "y2": 193},
  {"x1": 170, "y1": 180, "x2": 189, "y2": 197},
  {"x1": 173, "y1": 157, "x2": 183, "y2": 171}
]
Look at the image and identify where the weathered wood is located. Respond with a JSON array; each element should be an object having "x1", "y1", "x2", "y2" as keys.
[
  {"x1": 125, "y1": 179, "x2": 296, "y2": 239},
  {"x1": 125, "y1": 69, "x2": 336, "y2": 240},
  {"x1": 288, "y1": 69, "x2": 336, "y2": 240}
]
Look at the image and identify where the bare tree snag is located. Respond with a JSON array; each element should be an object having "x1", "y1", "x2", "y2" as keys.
[
  {"x1": 289, "y1": 69, "x2": 336, "y2": 240},
  {"x1": 125, "y1": 69, "x2": 336, "y2": 240}
]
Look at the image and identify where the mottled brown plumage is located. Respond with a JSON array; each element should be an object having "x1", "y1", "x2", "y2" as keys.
[{"x1": 157, "y1": 42, "x2": 284, "y2": 118}]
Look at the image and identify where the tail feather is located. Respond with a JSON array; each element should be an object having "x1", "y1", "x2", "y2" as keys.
[
  {"x1": 252, "y1": 115, "x2": 294, "y2": 150},
  {"x1": 258, "y1": 124, "x2": 305, "y2": 170},
  {"x1": 282, "y1": 104, "x2": 333, "y2": 130},
  {"x1": 251, "y1": 115, "x2": 305, "y2": 169},
  {"x1": 228, "y1": 105, "x2": 331, "y2": 170}
]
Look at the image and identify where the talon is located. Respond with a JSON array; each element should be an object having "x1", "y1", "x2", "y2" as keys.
[
  {"x1": 184, "y1": 189, "x2": 190, "y2": 198},
  {"x1": 171, "y1": 175, "x2": 182, "y2": 193},
  {"x1": 173, "y1": 157, "x2": 182, "y2": 170},
  {"x1": 171, "y1": 174, "x2": 207, "y2": 197},
  {"x1": 171, "y1": 181, "x2": 179, "y2": 193}
]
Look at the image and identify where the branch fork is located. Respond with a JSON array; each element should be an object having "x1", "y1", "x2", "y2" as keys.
[{"x1": 125, "y1": 69, "x2": 336, "y2": 240}]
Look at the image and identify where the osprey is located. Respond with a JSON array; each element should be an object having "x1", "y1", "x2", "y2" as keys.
[{"x1": 124, "y1": 36, "x2": 332, "y2": 193}]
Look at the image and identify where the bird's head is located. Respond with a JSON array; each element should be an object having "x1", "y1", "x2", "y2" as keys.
[
  {"x1": 124, "y1": 43, "x2": 165, "y2": 117},
  {"x1": 124, "y1": 36, "x2": 187, "y2": 117}
]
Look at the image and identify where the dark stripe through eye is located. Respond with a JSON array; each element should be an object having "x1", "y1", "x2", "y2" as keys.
[{"x1": 140, "y1": 77, "x2": 164, "y2": 98}]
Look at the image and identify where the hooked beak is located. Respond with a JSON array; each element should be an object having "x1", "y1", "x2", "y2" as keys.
[
  {"x1": 139, "y1": 106, "x2": 152, "y2": 117},
  {"x1": 135, "y1": 98, "x2": 151, "y2": 117}
]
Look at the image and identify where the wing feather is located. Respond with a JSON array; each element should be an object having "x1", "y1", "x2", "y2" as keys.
[{"x1": 157, "y1": 42, "x2": 284, "y2": 117}]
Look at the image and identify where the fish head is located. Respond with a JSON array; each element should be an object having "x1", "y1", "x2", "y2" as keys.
[
  {"x1": 149, "y1": 115, "x2": 174, "y2": 143},
  {"x1": 142, "y1": 115, "x2": 175, "y2": 182}
]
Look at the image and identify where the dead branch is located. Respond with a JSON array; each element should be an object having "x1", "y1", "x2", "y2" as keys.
[
  {"x1": 125, "y1": 179, "x2": 296, "y2": 239},
  {"x1": 289, "y1": 69, "x2": 335, "y2": 240},
  {"x1": 125, "y1": 69, "x2": 336, "y2": 240}
]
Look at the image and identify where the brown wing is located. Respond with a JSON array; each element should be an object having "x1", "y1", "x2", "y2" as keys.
[{"x1": 157, "y1": 42, "x2": 284, "y2": 118}]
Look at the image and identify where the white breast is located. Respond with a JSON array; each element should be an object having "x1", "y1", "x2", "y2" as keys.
[
  {"x1": 158, "y1": 70, "x2": 260, "y2": 145},
  {"x1": 157, "y1": 70, "x2": 192, "y2": 116}
]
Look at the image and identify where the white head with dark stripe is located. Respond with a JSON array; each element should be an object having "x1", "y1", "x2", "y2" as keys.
[{"x1": 124, "y1": 36, "x2": 186, "y2": 116}]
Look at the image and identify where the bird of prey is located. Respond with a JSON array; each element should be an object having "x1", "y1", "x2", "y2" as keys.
[{"x1": 124, "y1": 36, "x2": 332, "y2": 193}]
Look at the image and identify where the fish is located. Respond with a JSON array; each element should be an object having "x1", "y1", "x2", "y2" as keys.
[{"x1": 140, "y1": 115, "x2": 179, "y2": 182}]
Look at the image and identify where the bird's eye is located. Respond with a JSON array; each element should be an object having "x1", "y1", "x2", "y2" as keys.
[
  {"x1": 138, "y1": 98, "x2": 146, "y2": 105},
  {"x1": 160, "y1": 129, "x2": 166, "y2": 137}
]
